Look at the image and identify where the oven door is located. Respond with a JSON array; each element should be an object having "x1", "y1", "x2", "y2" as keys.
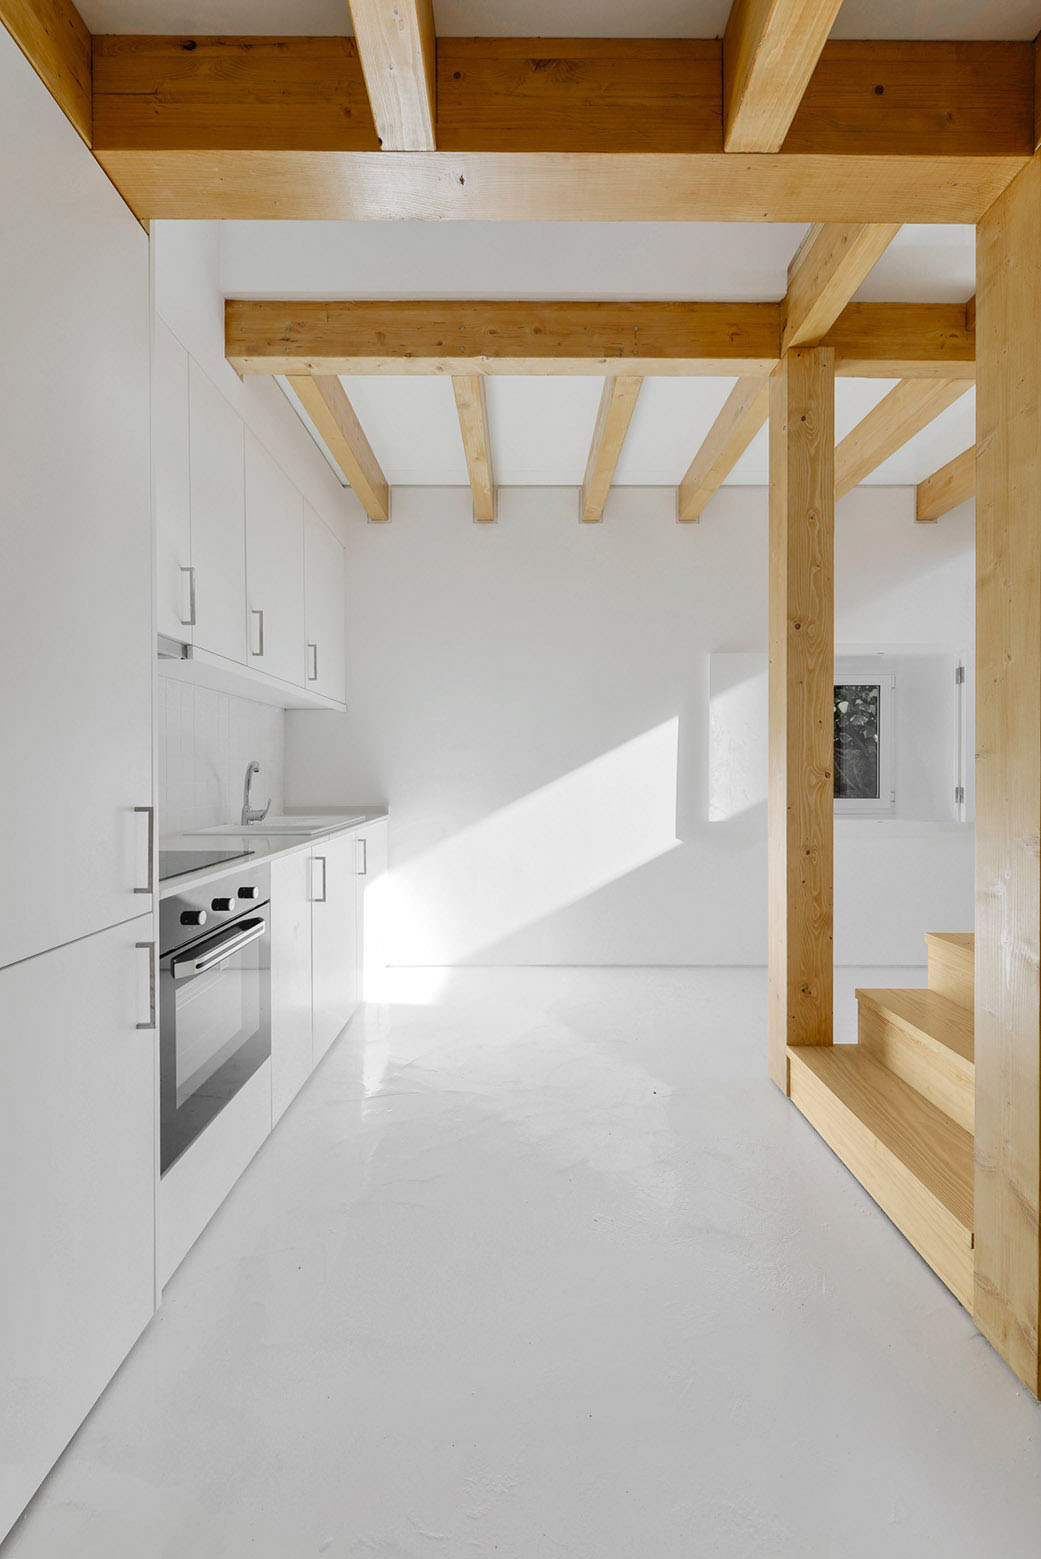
[{"x1": 159, "y1": 910, "x2": 271, "y2": 1174}]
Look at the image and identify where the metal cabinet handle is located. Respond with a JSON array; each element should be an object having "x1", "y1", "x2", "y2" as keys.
[
  {"x1": 180, "y1": 566, "x2": 196, "y2": 627},
  {"x1": 312, "y1": 854, "x2": 327, "y2": 903},
  {"x1": 358, "y1": 837, "x2": 367, "y2": 877},
  {"x1": 172, "y1": 917, "x2": 267, "y2": 980},
  {"x1": 134, "y1": 805, "x2": 154, "y2": 895},
  {"x1": 136, "y1": 941, "x2": 156, "y2": 1030},
  {"x1": 307, "y1": 641, "x2": 319, "y2": 682},
  {"x1": 251, "y1": 607, "x2": 265, "y2": 657}
]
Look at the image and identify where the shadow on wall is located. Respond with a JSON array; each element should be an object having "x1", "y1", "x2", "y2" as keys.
[{"x1": 370, "y1": 720, "x2": 682, "y2": 967}]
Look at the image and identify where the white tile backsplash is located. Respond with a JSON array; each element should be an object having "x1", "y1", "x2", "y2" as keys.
[{"x1": 158, "y1": 674, "x2": 285, "y2": 834}]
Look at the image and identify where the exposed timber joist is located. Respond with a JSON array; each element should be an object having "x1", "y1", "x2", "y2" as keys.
[
  {"x1": 225, "y1": 300, "x2": 975, "y2": 380},
  {"x1": 724, "y1": 0, "x2": 844, "y2": 153},
  {"x1": 581, "y1": 378, "x2": 643, "y2": 525},
  {"x1": 834, "y1": 380, "x2": 974, "y2": 500},
  {"x1": 916, "y1": 447, "x2": 975, "y2": 523},
  {"x1": 452, "y1": 375, "x2": 496, "y2": 524},
  {"x1": 677, "y1": 379, "x2": 770, "y2": 524},
  {"x1": 348, "y1": 0, "x2": 436, "y2": 151},
  {"x1": 0, "y1": 0, "x2": 90, "y2": 144},
  {"x1": 285, "y1": 375, "x2": 390, "y2": 523},
  {"x1": 782, "y1": 224, "x2": 902, "y2": 353},
  {"x1": 87, "y1": 37, "x2": 1033, "y2": 223}
]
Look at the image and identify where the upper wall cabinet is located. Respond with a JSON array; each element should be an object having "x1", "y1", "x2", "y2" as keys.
[
  {"x1": 188, "y1": 362, "x2": 248, "y2": 667},
  {"x1": 153, "y1": 320, "x2": 192, "y2": 643},
  {"x1": 245, "y1": 434, "x2": 307, "y2": 688},
  {"x1": 304, "y1": 503, "x2": 349, "y2": 706}
]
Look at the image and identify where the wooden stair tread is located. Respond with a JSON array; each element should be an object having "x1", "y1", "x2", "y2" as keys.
[
  {"x1": 924, "y1": 931, "x2": 974, "y2": 954},
  {"x1": 855, "y1": 986, "x2": 973, "y2": 1065},
  {"x1": 789, "y1": 1045, "x2": 973, "y2": 1234}
]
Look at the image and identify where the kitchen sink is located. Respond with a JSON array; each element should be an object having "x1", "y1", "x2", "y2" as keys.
[{"x1": 196, "y1": 815, "x2": 366, "y2": 836}]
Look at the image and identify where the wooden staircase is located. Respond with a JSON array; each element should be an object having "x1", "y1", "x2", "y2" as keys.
[{"x1": 788, "y1": 932, "x2": 975, "y2": 1308}]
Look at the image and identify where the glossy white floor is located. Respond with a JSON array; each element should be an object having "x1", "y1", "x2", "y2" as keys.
[{"x1": 6, "y1": 967, "x2": 1041, "y2": 1558}]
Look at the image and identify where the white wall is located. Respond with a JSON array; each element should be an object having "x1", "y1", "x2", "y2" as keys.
[
  {"x1": 285, "y1": 482, "x2": 974, "y2": 967},
  {"x1": 157, "y1": 675, "x2": 284, "y2": 835}
]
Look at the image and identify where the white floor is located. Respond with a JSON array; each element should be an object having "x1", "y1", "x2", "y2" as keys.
[{"x1": 5, "y1": 967, "x2": 1041, "y2": 1559}]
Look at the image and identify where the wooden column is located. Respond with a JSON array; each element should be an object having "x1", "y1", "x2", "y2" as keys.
[
  {"x1": 768, "y1": 348, "x2": 835, "y2": 1091},
  {"x1": 974, "y1": 154, "x2": 1041, "y2": 1395}
]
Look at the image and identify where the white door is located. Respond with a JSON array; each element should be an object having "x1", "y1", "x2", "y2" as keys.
[
  {"x1": 189, "y1": 362, "x2": 247, "y2": 665},
  {"x1": 356, "y1": 818, "x2": 389, "y2": 999},
  {"x1": 311, "y1": 833, "x2": 359, "y2": 1065},
  {"x1": 0, "y1": 26, "x2": 152, "y2": 970},
  {"x1": 304, "y1": 503, "x2": 348, "y2": 705},
  {"x1": 153, "y1": 318, "x2": 192, "y2": 642},
  {"x1": 270, "y1": 849, "x2": 314, "y2": 1123},
  {"x1": 245, "y1": 434, "x2": 306, "y2": 687},
  {"x1": 0, "y1": 915, "x2": 156, "y2": 1543}
]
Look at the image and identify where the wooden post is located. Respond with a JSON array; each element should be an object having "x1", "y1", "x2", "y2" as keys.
[
  {"x1": 974, "y1": 154, "x2": 1041, "y2": 1395},
  {"x1": 768, "y1": 348, "x2": 835, "y2": 1091}
]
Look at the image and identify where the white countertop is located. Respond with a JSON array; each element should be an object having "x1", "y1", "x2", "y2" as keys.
[{"x1": 158, "y1": 807, "x2": 388, "y2": 898}]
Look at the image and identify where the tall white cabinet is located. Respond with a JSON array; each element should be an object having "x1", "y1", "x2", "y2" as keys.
[{"x1": 0, "y1": 25, "x2": 156, "y2": 1544}]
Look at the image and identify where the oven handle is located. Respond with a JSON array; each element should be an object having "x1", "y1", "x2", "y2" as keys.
[{"x1": 171, "y1": 917, "x2": 267, "y2": 980}]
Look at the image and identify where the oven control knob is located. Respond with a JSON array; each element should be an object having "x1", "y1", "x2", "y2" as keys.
[
  {"x1": 237, "y1": 885, "x2": 259, "y2": 901},
  {"x1": 211, "y1": 896, "x2": 236, "y2": 912},
  {"x1": 180, "y1": 909, "x2": 207, "y2": 927}
]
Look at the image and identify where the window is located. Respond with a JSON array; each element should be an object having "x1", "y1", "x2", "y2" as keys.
[{"x1": 834, "y1": 665, "x2": 895, "y2": 816}]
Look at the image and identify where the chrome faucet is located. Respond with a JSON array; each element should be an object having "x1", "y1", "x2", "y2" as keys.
[{"x1": 241, "y1": 761, "x2": 271, "y2": 827}]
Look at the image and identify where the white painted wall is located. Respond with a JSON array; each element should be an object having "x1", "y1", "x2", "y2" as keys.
[{"x1": 285, "y1": 483, "x2": 974, "y2": 967}]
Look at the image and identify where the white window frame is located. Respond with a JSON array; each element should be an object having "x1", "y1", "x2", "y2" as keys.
[{"x1": 833, "y1": 662, "x2": 896, "y2": 817}]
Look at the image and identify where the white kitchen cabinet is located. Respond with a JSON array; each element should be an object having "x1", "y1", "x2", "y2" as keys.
[
  {"x1": 304, "y1": 503, "x2": 348, "y2": 705},
  {"x1": 270, "y1": 850, "x2": 315, "y2": 1123},
  {"x1": 189, "y1": 361, "x2": 247, "y2": 666},
  {"x1": 245, "y1": 434, "x2": 307, "y2": 688},
  {"x1": 0, "y1": 915, "x2": 156, "y2": 1542},
  {"x1": 153, "y1": 318, "x2": 193, "y2": 642},
  {"x1": 0, "y1": 26, "x2": 152, "y2": 971},
  {"x1": 311, "y1": 832, "x2": 360, "y2": 1065},
  {"x1": 356, "y1": 817, "x2": 390, "y2": 997}
]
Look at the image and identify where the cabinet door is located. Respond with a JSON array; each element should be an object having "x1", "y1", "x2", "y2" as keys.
[
  {"x1": 153, "y1": 319, "x2": 192, "y2": 642},
  {"x1": 0, "y1": 916, "x2": 156, "y2": 1542},
  {"x1": 304, "y1": 503, "x2": 348, "y2": 705},
  {"x1": 270, "y1": 850, "x2": 314, "y2": 1123},
  {"x1": 245, "y1": 434, "x2": 306, "y2": 687},
  {"x1": 189, "y1": 362, "x2": 247, "y2": 665},
  {"x1": 0, "y1": 30, "x2": 152, "y2": 970},
  {"x1": 311, "y1": 833, "x2": 359, "y2": 1065},
  {"x1": 356, "y1": 818, "x2": 389, "y2": 999}
]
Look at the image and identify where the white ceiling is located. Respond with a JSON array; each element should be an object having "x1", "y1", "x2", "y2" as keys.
[{"x1": 79, "y1": 0, "x2": 1041, "y2": 38}]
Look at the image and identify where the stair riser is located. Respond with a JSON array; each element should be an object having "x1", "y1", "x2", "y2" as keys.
[
  {"x1": 927, "y1": 946, "x2": 974, "y2": 1010},
  {"x1": 789, "y1": 1051, "x2": 973, "y2": 1310},
  {"x1": 858, "y1": 1004, "x2": 974, "y2": 1135}
]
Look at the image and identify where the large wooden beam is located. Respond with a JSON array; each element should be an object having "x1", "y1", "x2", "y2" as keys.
[
  {"x1": 285, "y1": 375, "x2": 390, "y2": 524},
  {"x1": 782, "y1": 224, "x2": 901, "y2": 352},
  {"x1": 975, "y1": 153, "x2": 1041, "y2": 1398},
  {"x1": 834, "y1": 379, "x2": 973, "y2": 499},
  {"x1": 916, "y1": 447, "x2": 975, "y2": 523},
  {"x1": 1, "y1": 0, "x2": 90, "y2": 144},
  {"x1": 581, "y1": 378, "x2": 643, "y2": 525},
  {"x1": 677, "y1": 379, "x2": 770, "y2": 524},
  {"x1": 225, "y1": 300, "x2": 974, "y2": 380},
  {"x1": 89, "y1": 38, "x2": 1032, "y2": 223},
  {"x1": 452, "y1": 375, "x2": 495, "y2": 525},
  {"x1": 348, "y1": 0, "x2": 436, "y2": 151},
  {"x1": 768, "y1": 347, "x2": 835, "y2": 1091},
  {"x1": 724, "y1": 0, "x2": 844, "y2": 153}
]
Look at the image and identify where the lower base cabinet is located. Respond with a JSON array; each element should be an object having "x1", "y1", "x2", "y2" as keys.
[
  {"x1": 0, "y1": 916, "x2": 156, "y2": 1543},
  {"x1": 311, "y1": 831, "x2": 361, "y2": 1065},
  {"x1": 270, "y1": 849, "x2": 316, "y2": 1123}
]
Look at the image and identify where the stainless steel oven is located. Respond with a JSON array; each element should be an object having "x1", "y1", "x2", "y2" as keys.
[{"x1": 158, "y1": 864, "x2": 271, "y2": 1175}]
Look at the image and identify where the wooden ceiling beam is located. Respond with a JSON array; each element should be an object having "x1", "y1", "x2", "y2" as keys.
[
  {"x1": 724, "y1": 0, "x2": 844, "y2": 153},
  {"x1": 916, "y1": 446, "x2": 975, "y2": 523},
  {"x1": 285, "y1": 375, "x2": 390, "y2": 523},
  {"x1": 677, "y1": 378, "x2": 771, "y2": 524},
  {"x1": 452, "y1": 375, "x2": 496, "y2": 524},
  {"x1": 581, "y1": 378, "x2": 643, "y2": 525},
  {"x1": 782, "y1": 224, "x2": 901, "y2": 353},
  {"x1": 226, "y1": 300, "x2": 974, "y2": 380},
  {"x1": 347, "y1": 0, "x2": 436, "y2": 151},
  {"x1": 835, "y1": 380, "x2": 973, "y2": 500},
  {"x1": 87, "y1": 36, "x2": 1032, "y2": 223},
  {"x1": 1, "y1": 0, "x2": 91, "y2": 144}
]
